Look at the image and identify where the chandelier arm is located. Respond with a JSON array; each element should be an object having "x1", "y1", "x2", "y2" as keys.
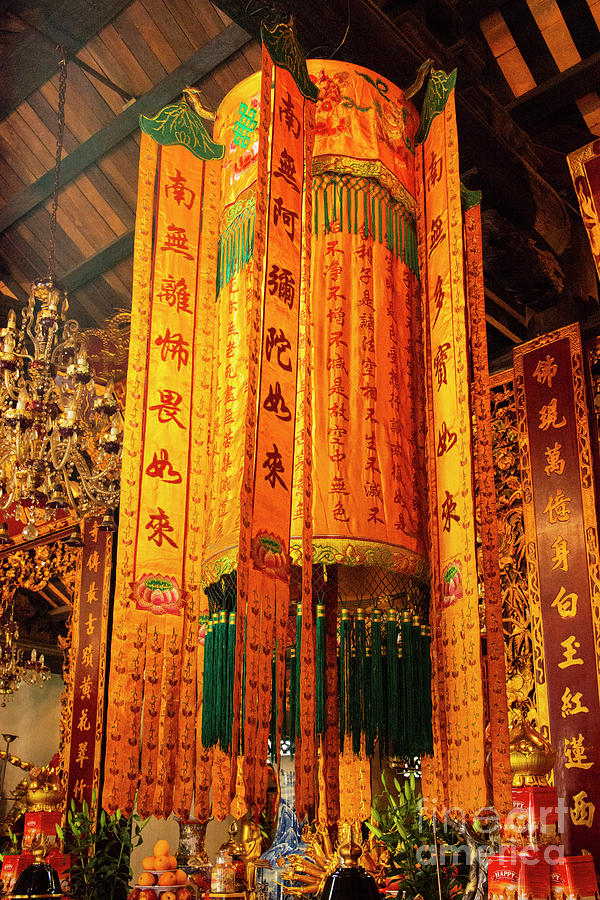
[{"x1": 49, "y1": 432, "x2": 74, "y2": 473}]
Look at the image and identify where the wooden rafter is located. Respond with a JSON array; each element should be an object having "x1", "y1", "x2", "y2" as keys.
[
  {"x1": 0, "y1": 22, "x2": 251, "y2": 234},
  {"x1": 0, "y1": 0, "x2": 134, "y2": 118}
]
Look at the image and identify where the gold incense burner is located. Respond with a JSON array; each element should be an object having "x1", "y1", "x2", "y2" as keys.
[{"x1": 509, "y1": 717, "x2": 556, "y2": 786}]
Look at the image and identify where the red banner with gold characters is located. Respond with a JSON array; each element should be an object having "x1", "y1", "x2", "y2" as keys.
[
  {"x1": 514, "y1": 324, "x2": 600, "y2": 863},
  {"x1": 416, "y1": 69, "x2": 487, "y2": 814},
  {"x1": 63, "y1": 517, "x2": 111, "y2": 816},
  {"x1": 102, "y1": 101, "x2": 222, "y2": 818}
]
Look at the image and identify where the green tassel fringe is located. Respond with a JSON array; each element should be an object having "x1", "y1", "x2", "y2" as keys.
[{"x1": 316, "y1": 604, "x2": 326, "y2": 737}]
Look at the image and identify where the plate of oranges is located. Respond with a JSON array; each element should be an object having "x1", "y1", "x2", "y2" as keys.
[{"x1": 128, "y1": 840, "x2": 194, "y2": 900}]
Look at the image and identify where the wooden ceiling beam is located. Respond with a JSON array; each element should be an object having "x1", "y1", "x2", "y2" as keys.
[
  {"x1": 508, "y1": 51, "x2": 600, "y2": 126},
  {"x1": 61, "y1": 231, "x2": 133, "y2": 294},
  {"x1": 0, "y1": 23, "x2": 251, "y2": 235},
  {"x1": 0, "y1": 0, "x2": 134, "y2": 119}
]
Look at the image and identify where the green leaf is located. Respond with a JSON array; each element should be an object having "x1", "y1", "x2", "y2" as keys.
[
  {"x1": 365, "y1": 822, "x2": 383, "y2": 838},
  {"x1": 139, "y1": 103, "x2": 224, "y2": 161}
]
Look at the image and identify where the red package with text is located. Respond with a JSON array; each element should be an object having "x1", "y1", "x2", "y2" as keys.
[
  {"x1": 519, "y1": 848, "x2": 551, "y2": 900},
  {"x1": 22, "y1": 810, "x2": 62, "y2": 850},
  {"x1": 556, "y1": 856, "x2": 599, "y2": 900},
  {"x1": 489, "y1": 849, "x2": 521, "y2": 900},
  {"x1": 47, "y1": 852, "x2": 71, "y2": 892},
  {"x1": 505, "y1": 787, "x2": 559, "y2": 846},
  {"x1": 0, "y1": 853, "x2": 33, "y2": 895}
]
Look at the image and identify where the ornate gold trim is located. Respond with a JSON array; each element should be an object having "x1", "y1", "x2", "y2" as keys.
[
  {"x1": 312, "y1": 154, "x2": 417, "y2": 217},
  {"x1": 512, "y1": 350, "x2": 551, "y2": 741}
]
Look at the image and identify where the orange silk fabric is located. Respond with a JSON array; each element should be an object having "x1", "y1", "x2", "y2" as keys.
[
  {"x1": 103, "y1": 136, "x2": 219, "y2": 818},
  {"x1": 416, "y1": 80, "x2": 487, "y2": 814}
]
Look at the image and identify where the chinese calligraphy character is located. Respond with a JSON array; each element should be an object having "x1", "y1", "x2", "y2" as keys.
[
  {"x1": 263, "y1": 443, "x2": 287, "y2": 490},
  {"x1": 86, "y1": 582, "x2": 98, "y2": 605},
  {"x1": 539, "y1": 397, "x2": 567, "y2": 431},
  {"x1": 273, "y1": 197, "x2": 298, "y2": 242},
  {"x1": 333, "y1": 500, "x2": 350, "y2": 522},
  {"x1": 533, "y1": 354, "x2": 558, "y2": 388},
  {"x1": 155, "y1": 329, "x2": 190, "y2": 371},
  {"x1": 544, "y1": 489, "x2": 572, "y2": 524},
  {"x1": 561, "y1": 686, "x2": 589, "y2": 718},
  {"x1": 368, "y1": 506, "x2": 384, "y2": 524},
  {"x1": 233, "y1": 102, "x2": 258, "y2": 148},
  {"x1": 145, "y1": 448, "x2": 182, "y2": 484},
  {"x1": 82, "y1": 645, "x2": 93, "y2": 668},
  {"x1": 78, "y1": 708, "x2": 92, "y2": 732},
  {"x1": 80, "y1": 675, "x2": 93, "y2": 701},
  {"x1": 441, "y1": 490, "x2": 460, "y2": 532},
  {"x1": 85, "y1": 612, "x2": 97, "y2": 636},
  {"x1": 86, "y1": 550, "x2": 99, "y2": 574},
  {"x1": 145, "y1": 507, "x2": 178, "y2": 548},
  {"x1": 552, "y1": 586, "x2": 578, "y2": 618},
  {"x1": 551, "y1": 535, "x2": 569, "y2": 572},
  {"x1": 267, "y1": 264, "x2": 295, "y2": 308},
  {"x1": 433, "y1": 342, "x2": 451, "y2": 389},
  {"x1": 149, "y1": 389, "x2": 185, "y2": 429},
  {"x1": 432, "y1": 274, "x2": 445, "y2": 327},
  {"x1": 263, "y1": 382, "x2": 292, "y2": 421},
  {"x1": 165, "y1": 168, "x2": 195, "y2": 209},
  {"x1": 160, "y1": 224, "x2": 194, "y2": 260},
  {"x1": 274, "y1": 148, "x2": 299, "y2": 192},
  {"x1": 157, "y1": 275, "x2": 192, "y2": 314},
  {"x1": 279, "y1": 91, "x2": 300, "y2": 138},
  {"x1": 429, "y1": 215, "x2": 445, "y2": 255},
  {"x1": 73, "y1": 778, "x2": 87, "y2": 803},
  {"x1": 265, "y1": 327, "x2": 292, "y2": 371},
  {"x1": 437, "y1": 421, "x2": 457, "y2": 456},
  {"x1": 75, "y1": 741, "x2": 89, "y2": 768},
  {"x1": 428, "y1": 150, "x2": 443, "y2": 190},
  {"x1": 558, "y1": 635, "x2": 584, "y2": 669},
  {"x1": 570, "y1": 790, "x2": 595, "y2": 827},
  {"x1": 565, "y1": 734, "x2": 594, "y2": 769},
  {"x1": 545, "y1": 442, "x2": 565, "y2": 476},
  {"x1": 330, "y1": 476, "x2": 349, "y2": 495}
]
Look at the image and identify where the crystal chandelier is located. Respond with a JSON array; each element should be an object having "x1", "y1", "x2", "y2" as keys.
[
  {"x1": 0, "y1": 601, "x2": 50, "y2": 706},
  {"x1": 0, "y1": 52, "x2": 122, "y2": 545}
]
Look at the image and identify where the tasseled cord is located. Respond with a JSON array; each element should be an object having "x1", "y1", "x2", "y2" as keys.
[
  {"x1": 385, "y1": 610, "x2": 401, "y2": 757},
  {"x1": 315, "y1": 603, "x2": 326, "y2": 737},
  {"x1": 353, "y1": 608, "x2": 367, "y2": 757},
  {"x1": 369, "y1": 610, "x2": 383, "y2": 758},
  {"x1": 338, "y1": 608, "x2": 351, "y2": 753}
]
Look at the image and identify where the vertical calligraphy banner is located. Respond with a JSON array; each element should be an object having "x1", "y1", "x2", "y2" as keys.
[
  {"x1": 464, "y1": 197, "x2": 512, "y2": 814},
  {"x1": 416, "y1": 69, "x2": 487, "y2": 813},
  {"x1": 63, "y1": 517, "x2": 112, "y2": 817},
  {"x1": 233, "y1": 24, "x2": 317, "y2": 815},
  {"x1": 102, "y1": 108, "x2": 222, "y2": 817},
  {"x1": 514, "y1": 324, "x2": 600, "y2": 862}
]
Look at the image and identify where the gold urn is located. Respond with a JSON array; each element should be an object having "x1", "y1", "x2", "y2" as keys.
[{"x1": 509, "y1": 718, "x2": 557, "y2": 787}]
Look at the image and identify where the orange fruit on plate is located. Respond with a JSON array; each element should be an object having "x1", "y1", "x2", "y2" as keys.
[
  {"x1": 154, "y1": 855, "x2": 170, "y2": 871},
  {"x1": 158, "y1": 872, "x2": 177, "y2": 887},
  {"x1": 138, "y1": 872, "x2": 156, "y2": 886},
  {"x1": 167, "y1": 856, "x2": 178, "y2": 870},
  {"x1": 175, "y1": 870, "x2": 187, "y2": 885},
  {"x1": 153, "y1": 839, "x2": 170, "y2": 858},
  {"x1": 142, "y1": 857, "x2": 156, "y2": 871},
  {"x1": 163, "y1": 893, "x2": 177, "y2": 900}
]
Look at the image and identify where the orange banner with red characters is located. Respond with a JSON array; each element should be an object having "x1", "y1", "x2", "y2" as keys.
[
  {"x1": 416, "y1": 70, "x2": 487, "y2": 813},
  {"x1": 233, "y1": 29, "x2": 316, "y2": 815},
  {"x1": 102, "y1": 114, "x2": 222, "y2": 818}
]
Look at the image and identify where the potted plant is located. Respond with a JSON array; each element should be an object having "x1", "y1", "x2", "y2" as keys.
[{"x1": 57, "y1": 793, "x2": 147, "y2": 900}]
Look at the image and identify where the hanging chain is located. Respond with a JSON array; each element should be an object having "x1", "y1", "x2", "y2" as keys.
[{"x1": 47, "y1": 49, "x2": 68, "y2": 283}]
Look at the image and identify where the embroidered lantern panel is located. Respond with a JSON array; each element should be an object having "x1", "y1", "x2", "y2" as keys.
[{"x1": 203, "y1": 60, "x2": 427, "y2": 585}]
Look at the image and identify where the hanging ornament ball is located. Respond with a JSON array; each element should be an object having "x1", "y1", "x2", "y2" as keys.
[{"x1": 22, "y1": 522, "x2": 38, "y2": 541}]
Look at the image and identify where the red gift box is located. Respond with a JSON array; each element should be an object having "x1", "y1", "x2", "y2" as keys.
[{"x1": 22, "y1": 810, "x2": 62, "y2": 851}]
